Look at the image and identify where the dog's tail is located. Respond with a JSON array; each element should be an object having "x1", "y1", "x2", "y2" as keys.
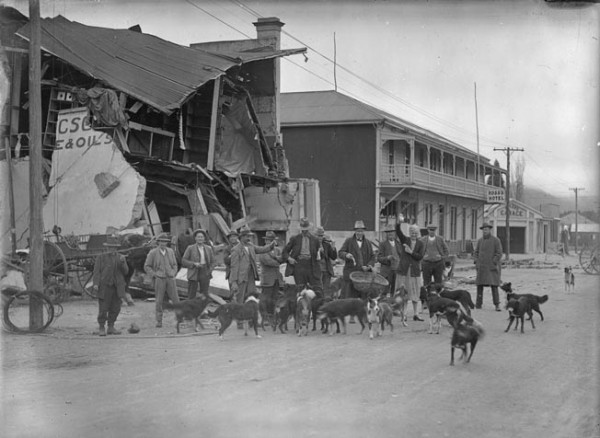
[{"x1": 539, "y1": 295, "x2": 549, "y2": 304}]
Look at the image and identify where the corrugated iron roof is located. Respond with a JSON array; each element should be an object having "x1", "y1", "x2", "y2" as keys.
[
  {"x1": 16, "y1": 16, "x2": 304, "y2": 114},
  {"x1": 281, "y1": 90, "x2": 488, "y2": 161}
]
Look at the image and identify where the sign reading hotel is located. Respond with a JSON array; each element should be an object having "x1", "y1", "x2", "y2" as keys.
[{"x1": 487, "y1": 187, "x2": 505, "y2": 204}]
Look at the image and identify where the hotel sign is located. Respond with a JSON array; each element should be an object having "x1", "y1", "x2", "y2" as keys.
[{"x1": 487, "y1": 187, "x2": 505, "y2": 204}]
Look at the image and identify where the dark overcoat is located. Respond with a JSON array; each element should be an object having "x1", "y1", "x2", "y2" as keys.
[
  {"x1": 338, "y1": 235, "x2": 375, "y2": 281},
  {"x1": 473, "y1": 235, "x2": 503, "y2": 286},
  {"x1": 93, "y1": 251, "x2": 129, "y2": 299}
]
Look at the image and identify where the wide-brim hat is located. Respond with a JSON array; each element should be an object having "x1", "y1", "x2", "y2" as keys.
[
  {"x1": 227, "y1": 230, "x2": 239, "y2": 238},
  {"x1": 263, "y1": 231, "x2": 277, "y2": 241},
  {"x1": 103, "y1": 235, "x2": 121, "y2": 247},
  {"x1": 300, "y1": 218, "x2": 311, "y2": 230},
  {"x1": 192, "y1": 228, "x2": 208, "y2": 239},
  {"x1": 427, "y1": 225, "x2": 437, "y2": 231},
  {"x1": 239, "y1": 227, "x2": 254, "y2": 237},
  {"x1": 156, "y1": 233, "x2": 171, "y2": 242},
  {"x1": 354, "y1": 220, "x2": 366, "y2": 230},
  {"x1": 315, "y1": 226, "x2": 325, "y2": 236},
  {"x1": 323, "y1": 234, "x2": 333, "y2": 243},
  {"x1": 383, "y1": 224, "x2": 395, "y2": 233},
  {"x1": 480, "y1": 222, "x2": 493, "y2": 230}
]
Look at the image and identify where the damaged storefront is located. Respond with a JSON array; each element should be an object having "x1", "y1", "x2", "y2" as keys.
[{"x1": 1, "y1": 10, "x2": 317, "y2": 254}]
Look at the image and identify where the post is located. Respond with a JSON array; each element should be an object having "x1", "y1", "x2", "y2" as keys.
[
  {"x1": 569, "y1": 187, "x2": 585, "y2": 252},
  {"x1": 4, "y1": 138, "x2": 17, "y2": 255},
  {"x1": 494, "y1": 146, "x2": 524, "y2": 261},
  {"x1": 29, "y1": 0, "x2": 44, "y2": 329}
]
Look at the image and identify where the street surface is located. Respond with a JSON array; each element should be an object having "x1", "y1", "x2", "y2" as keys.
[{"x1": 1, "y1": 255, "x2": 599, "y2": 438}]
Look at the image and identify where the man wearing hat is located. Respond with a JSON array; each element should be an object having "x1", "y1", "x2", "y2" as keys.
[
  {"x1": 377, "y1": 224, "x2": 402, "y2": 297},
  {"x1": 258, "y1": 231, "x2": 284, "y2": 319},
  {"x1": 339, "y1": 220, "x2": 376, "y2": 301},
  {"x1": 92, "y1": 235, "x2": 129, "y2": 336},
  {"x1": 230, "y1": 227, "x2": 276, "y2": 304},
  {"x1": 473, "y1": 222, "x2": 503, "y2": 311},
  {"x1": 315, "y1": 226, "x2": 337, "y2": 294},
  {"x1": 420, "y1": 224, "x2": 449, "y2": 287},
  {"x1": 144, "y1": 233, "x2": 180, "y2": 327},
  {"x1": 223, "y1": 230, "x2": 240, "y2": 287},
  {"x1": 181, "y1": 229, "x2": 215, "y2": 300},
  {"x1": 282, "y1": 218, "x2": 323, "y2": 297}
]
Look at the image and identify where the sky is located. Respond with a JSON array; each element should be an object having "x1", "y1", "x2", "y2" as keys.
[{"x1": 4, "y1": 0, "x2": 600, "y2": 205}]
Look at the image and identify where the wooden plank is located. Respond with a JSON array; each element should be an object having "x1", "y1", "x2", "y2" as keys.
[{"x1": 206, "y1": 76, "x2": 221, "y2": 171}]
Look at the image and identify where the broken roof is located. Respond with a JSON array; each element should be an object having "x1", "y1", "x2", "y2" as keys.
[
  {"x1": 16, "y1": 15, "x2": 305, "y2": 114},
  {"x1": 281, "y1": 90, "x2": 490, "y2": 162}
]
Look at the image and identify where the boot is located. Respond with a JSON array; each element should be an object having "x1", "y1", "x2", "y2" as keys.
[
  {"x1": 107, "y1": 325, "x2": 121, "y2": 335},
  {"x1": 413, "y1": 315, "x2": 424, "y2": 322},
  {"x1": 98, "y1": 325, "x2": 106, "y2": 337}
]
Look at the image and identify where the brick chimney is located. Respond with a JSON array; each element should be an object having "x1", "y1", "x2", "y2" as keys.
[{"x1": 253, "y1": 17, "x2": 284, "y2": 50}]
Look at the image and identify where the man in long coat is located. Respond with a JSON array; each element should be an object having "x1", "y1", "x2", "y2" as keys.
[
  {"x1": 181, "y1": 228, "x2": 215, "y2": 299},
  {"x1": 473, "y1": 222, "x2": 503, "y2": 311},
  {"x1": 315, "y1": 226, "x2": 337, "y2": 295},
  {"x1": 282, "y1": 218, "x2": 323, "y2": 297},
  {"x1": 92, "y1": 235, "x2": 129, "y2": 336},
  {"x1": 230, "y1": 228, "x2": 275, "y2": 304},
  {"x1": 338, "y1": 220, "x2": 376, "y2": 300},
  {"x1": 377, "y1": 225, "x2": 402, "y2": 297}
]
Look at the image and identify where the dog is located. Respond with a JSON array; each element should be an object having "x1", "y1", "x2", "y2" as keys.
[
  {"x1": 163, "y1": 296, "x2": 211, "y2": 334},
  {"x1": 505, "y1": 297, "x2": 534, "y2": 333},
  {"x1": 325, "y1": 276, "x2": 343, "y2": 299},
  {"x1": 564, "y1": 267, "x2": 575, "y2": 293},
  {"x1": 366, "y1": 297, "x2": 393, "y2": 339},
  {"x1": 296, "y1": 286, "x2": 317, "y2": 336},
  {"x1": 450, "y1": 320, "x2": 484, "y2": 366},
  {"x1": 208, "y1": 295, "x2": 261, "y2": 340},
  {"x1": 429, "y1": 283, "x2": 475, "y2": 316},
  {"x1": 425, "y1": 285, "x2": 469, "y2": 334},
  {"x1": 258, "y1": 289, "x2": 277, "y2": 331},
  {"x1": 500, "y1": 282, "x2": 548, "y2": 321},
  {"x1": 272, "y1": 285, "x2": 297, "y2": 334},
  {"x1": 388, "y1": 285, "x2": 409, "y2": 327},
  {"x1": 317, "y1": 298, "x2": 367, "y2": 335},
  {"x1": 311, "y1": 296, "x2": 340, "y2": 334}
]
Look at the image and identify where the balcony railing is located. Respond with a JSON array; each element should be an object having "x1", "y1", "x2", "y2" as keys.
[{"x1": 380, "y1": 164, "x2": 488, "y2": 199}]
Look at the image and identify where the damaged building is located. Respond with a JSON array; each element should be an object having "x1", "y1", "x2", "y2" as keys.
[{"x1": 1, "y1": 7, "x2": 316, "y2": 251}]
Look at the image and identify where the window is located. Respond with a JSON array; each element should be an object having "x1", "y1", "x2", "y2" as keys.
[
  {"x1": 450, "y1": 206, "x2": 457, "y2": 240},
  {"x1": 471, "y1": 208, "x2": 478, "y2": 239},
  {"x1": 461, "y1": 207, "x2": 467, "y2": 241},
  {"x1": 438, "y1": 204, "x2": 445, "y2": 237},
  {"x1": 424, "y1": 203, "x2": 433, "y2": 227}
]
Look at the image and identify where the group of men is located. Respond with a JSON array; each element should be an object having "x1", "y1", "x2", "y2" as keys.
[{"x1": 92, "y1": 216, "x2": 503, "y2": 335}]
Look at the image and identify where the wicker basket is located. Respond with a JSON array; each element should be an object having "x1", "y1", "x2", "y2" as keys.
[{"x1": 349, "y1": 271, "x2": 389, "y2": 294}]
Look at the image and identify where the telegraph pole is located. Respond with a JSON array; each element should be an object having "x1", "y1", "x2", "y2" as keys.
[
  {"x1": 569, "y1": 187, "x2": 585, "y2": 252},
  {"x1": 29, "y1": 0, "x2": 44, "y2": 329},
  {"x1": 493, "y1": 146, "x2": 524, "y2": 261}
]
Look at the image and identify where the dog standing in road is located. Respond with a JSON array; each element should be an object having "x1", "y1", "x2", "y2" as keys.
[
  {"x1": 164, "y1": 296, "x2": 211, "y2": 334},
  {"x1": 564, "y1": 267, "x2": 575, "y2": 293},
  {"x1": 209, "y1": 295, "x2": 261, "y2": 340},
  {"x1": 429, "y1": 283, "x2": 475, "y2": 316},
  {"x1": 505, "y1": 297, "x2": 535, "y2": 334},
  {"x1": 366, "y1": 297, "x2": 394, "y2": 339},
  {"x1": 450, "y1": 320, "x2": 484, "y2": 366},
  {"x1": 317, "y1": 298, "x2": 367, "y2": 335},
  {"x1": 390, "y1": 285, "x2": 409, "y2": 327},
  {"x1": 500, "y1": 282, "x2": 548, "y2": 321},
  {"x1": 425, "y1": 285, "x2": 469, "y2": 334}
]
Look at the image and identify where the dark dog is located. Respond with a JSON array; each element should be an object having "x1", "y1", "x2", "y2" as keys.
[
  {"x1": 311, "y1": 296, "x2": 340, "y2": 334},
  {"x1": 425, "y1": 285, "x2": 468, "y2": 334},
  {"x1": 505, "y1": 297, "x2": 535, "y2": 333},
  {"x1": 209, "y1": 296, "x2": 261, "y2": 340},
  {"x1": 366, "y1": 297, "x2": 393, "y2": 339},
  {"x1": 272, "y1": 285, "x2": 297, "y2": 334},
  {"x1": 317, "y1": 298, "x2": 367, "y2": 335},
  {"x1": 564, "y1": 267, "x2": 575, "y2": 293},
  {"x1": 450, "y1": 320, "x2": 484, "y2": 366},
  {"x1": 429, "y1": 283, "x2": 475, "y2": 316},
  {"x1": 388, "y1": 285, "x2": 409, "y2": 327},
  {"x1": 163, "y1": 296, "x2": 211, "y2": 334},
  {"x1": 500, "y1": 282, "x2": 548, "y2": 321}
]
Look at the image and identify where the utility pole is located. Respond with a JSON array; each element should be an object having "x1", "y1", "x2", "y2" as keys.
[
  {"x1": 493, "y1": 146, "x2": 524, "y2": 261},
  {"x1": 29, "y1": 0, "x2": 44, "y2": 329},
  {"x1": 569, "y1": 187, "x2": 585, "y2": 253}
]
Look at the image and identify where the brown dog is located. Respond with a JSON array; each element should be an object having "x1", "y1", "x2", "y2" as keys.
[
  {"x1": 209, "y1": 296, "x2": 261, "y2": 340},
  {"x1": 164, "y1": 296, "x2": 211, "y2": 334}
]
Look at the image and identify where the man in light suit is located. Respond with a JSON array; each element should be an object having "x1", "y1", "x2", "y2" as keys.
[
  {"x1": 282, "y1": 217, "x2": 323, "y2": 297},
  {"x1": 229, "y1": 228, "x2": 276, "y2": 304},
  {"x1": 144, "y1": 233, "x2": 179, "y2": 328},
  {"x1": 181, "y1": 228, "x2": 215, "y2": 300},
  {"x1": 93, "y1": 235, "x2": 129, "y2": 336}
]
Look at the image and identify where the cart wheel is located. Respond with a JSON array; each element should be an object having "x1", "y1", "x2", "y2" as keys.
[
  {"x1": 76, "y1": 265, "x2": 97, "y2": 299},
  {"x1": 3, "y1": 290, "x2": 55, "y2": 333},
  {"x1": 43, "y1": 241, "x2": 69, "y2": 288},
  {"x1": 579, "y1": 245, "x2": 600, "y2": 275}
]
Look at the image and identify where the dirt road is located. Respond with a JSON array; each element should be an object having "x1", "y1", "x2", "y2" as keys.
[{"x1": 1, "y1": 261, "x2": 599, "y2": 438}]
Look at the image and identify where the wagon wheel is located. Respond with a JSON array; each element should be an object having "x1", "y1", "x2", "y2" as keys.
[
  {"x1": 579, "y1": 245, "x2": 600, "y2": 275},
  {"x1": 43, "y1": 240, "x2": 69, "y2": 287},
  {"x1": 3, "y1": 290, "x2": 55, "y2": 333},
  {"x1": 74, "y1": 258, "x2": 97, "y2": 299}
]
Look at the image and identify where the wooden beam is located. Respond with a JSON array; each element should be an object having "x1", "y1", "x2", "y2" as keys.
[
  {"x1": 380, "y1": 188, "x2": 406, "y2": 211},
  {"x1": 207, "y1": 76, "x2": 221, "y2": 171}
]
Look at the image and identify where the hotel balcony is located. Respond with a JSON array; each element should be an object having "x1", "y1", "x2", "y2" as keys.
[{"x1": 379, "y1": 164, "x2": 490, "y2": 200}]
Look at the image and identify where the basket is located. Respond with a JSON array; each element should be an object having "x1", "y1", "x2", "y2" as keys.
[{"x1": 349, "y1": 271, "x2": 389, "y2": 294}]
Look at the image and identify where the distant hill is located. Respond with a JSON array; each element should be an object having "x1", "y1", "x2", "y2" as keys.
[{"x1": 521, "y1": 187, "x2": 598, "y2": 214}]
